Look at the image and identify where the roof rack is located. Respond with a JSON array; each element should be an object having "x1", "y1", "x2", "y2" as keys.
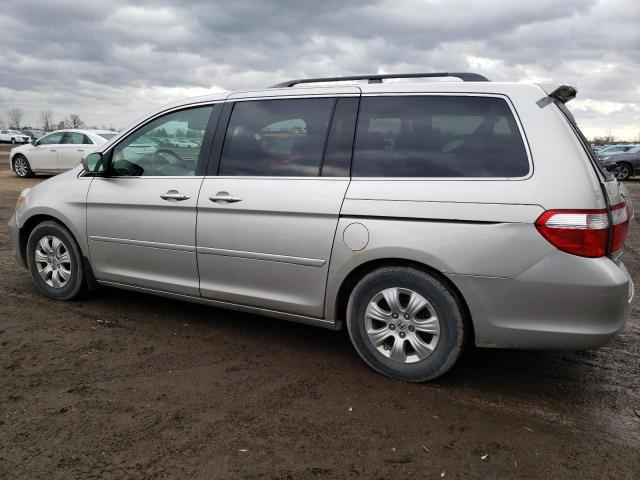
[{"x1": 271, "y1": 72, "x2": 489, "y2": 88}]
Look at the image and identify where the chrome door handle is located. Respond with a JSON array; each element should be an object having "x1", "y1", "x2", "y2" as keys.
[
  {"x1": 209, "y1": 191, "x2": 242, "y2": 203},
  {"x1": 160, "y1": 190, "x2": 190, "y2": 201}
]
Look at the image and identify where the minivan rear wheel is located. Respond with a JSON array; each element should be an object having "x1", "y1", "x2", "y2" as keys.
[
  {"x1": 26, "y1": 221, "x2": 85, "y2": 300},
  {"x1": 346, "y1": 266, "x2": 466, "y2": 382}
]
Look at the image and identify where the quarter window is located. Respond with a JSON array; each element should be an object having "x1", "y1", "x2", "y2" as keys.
[
  {"x1": 219, "y1": 98, "x2": 335, "y2": 177},
  {"x1": 111, "y1": 106, "x2": 213, "y2": 177},
  {"x1": 352, "y1": 96, "x2": 529, "y2": 178}
]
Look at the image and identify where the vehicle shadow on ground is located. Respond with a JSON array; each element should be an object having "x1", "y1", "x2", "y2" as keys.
[{"x1": 81, "y1": 284, "x2": 620, "y2": 405}]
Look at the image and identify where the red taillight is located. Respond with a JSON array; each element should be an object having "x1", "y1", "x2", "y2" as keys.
[{"x1": 535, "y1": 202, "x2": 629, "y2": 258}]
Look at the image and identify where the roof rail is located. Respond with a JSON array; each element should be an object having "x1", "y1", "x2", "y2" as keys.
[{"x1": 271, "y1": 72, "x2": 489, "y2": 88}]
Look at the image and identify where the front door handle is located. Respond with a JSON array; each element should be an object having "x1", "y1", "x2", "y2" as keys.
[
  {"x1": 77, "y1": 149, "x2": 85, "y2": 152},
  {"x1": 49, "y1": 149, "x2": 57, "y2": 152},
  {"x1": 209, "y1": 191, "x2": 242, "y2": 203},
  {"x1": 160, "y1": 190, "x2": 190, "y2": 201}
]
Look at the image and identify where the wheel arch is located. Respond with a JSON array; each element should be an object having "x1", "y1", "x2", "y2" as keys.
[
  {"x1": 331, "y1": 257, "x2": 474, "y2": 344},
  {"x1": 18, "y1": 213, "x2": 99, "y2": 290}
]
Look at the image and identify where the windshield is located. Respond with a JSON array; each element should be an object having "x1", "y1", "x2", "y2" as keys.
[{"x1": 97, "y1": 133, "x2": 117, "y2": 140}]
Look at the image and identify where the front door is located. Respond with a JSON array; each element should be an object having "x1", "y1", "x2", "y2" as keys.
[
  {"x1": 30, "y1": 131, "x2": 65, "y2": 170},
  {"x1": 197, "y1": 95, "x2": 358, "y2": 317},
  {"x1": 86, "y1": 104, "x2": 217, "y2": 295}
]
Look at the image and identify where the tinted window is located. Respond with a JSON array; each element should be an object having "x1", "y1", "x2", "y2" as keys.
[
  {"x1": 111, "y1": 106, "x2": 213, "y2": 177},
  {"x1": 38, "y1": 132, "x2": 65, "y2": 145},
  {"x1": 97, "y1": 133, "x2": 117, "y2": 141},
  {"x1": 64, "y1": 132, "x2": 93, "y2": 144},
  {"x1": 219, "y1": 98, "x2": 334, "y2": 176},
  {"x1": 352, "y1": 96, "x2": 529, "y2": 178},
  {"x1": 322, "y1": 97, "x2": 359, "y2": 177}
]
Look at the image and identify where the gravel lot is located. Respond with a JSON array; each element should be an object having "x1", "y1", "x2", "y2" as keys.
[{"x1": 1, "y1": 143, "x2": 639, "y2": 479}]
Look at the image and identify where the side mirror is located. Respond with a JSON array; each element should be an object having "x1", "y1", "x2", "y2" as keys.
[
  {"x1": 32, "y1": 139, "x2": 39, "y2": 147},
  {"x1": 82, "y1": 152, "x2": 107, "y2": 175}
]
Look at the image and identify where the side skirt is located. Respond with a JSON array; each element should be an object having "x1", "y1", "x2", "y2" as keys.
[{"x1": 96, "y1": 280, "x2": 342, "y2": 331}]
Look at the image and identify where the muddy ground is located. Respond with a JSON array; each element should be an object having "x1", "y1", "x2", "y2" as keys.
[{"x1": 0, "y1": 143, "x2": 638, "y2": 479}]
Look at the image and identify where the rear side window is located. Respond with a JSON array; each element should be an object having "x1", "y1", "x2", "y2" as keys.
[
  {"x1": 64, "y1": 132, "x2": 93, "y2": 144},
  {"x1": 219, "y1": 98, "x2": 334, "y2": 176},
  {"x1": 352, "y1": 96, "x2": 529, "y2": 178}
]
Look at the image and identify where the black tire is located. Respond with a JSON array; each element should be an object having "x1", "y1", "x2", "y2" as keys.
[
  {"x1": 13, "y1": 154, "x2": 34, "y2": 178},
  {"x1": 346, "y1": 266, "x2": 466, "y2": 382},
  {"x1": 26, "y1": 221, "x2": 85, "y2": 300}
]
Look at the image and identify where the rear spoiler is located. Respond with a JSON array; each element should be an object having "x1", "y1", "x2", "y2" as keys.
[{"x1": 537, "y1": 83, "x2": 577, "y2": 103}]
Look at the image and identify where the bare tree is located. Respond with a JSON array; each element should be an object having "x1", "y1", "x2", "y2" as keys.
[
  {"x1": 40, "y1": 110, "x2": 55, "y2": 132},
  {"x1": 7, "y1": 108, "x2": 24, "y2": 129},
  {"x1": 63, "y1": 113, "x2": 84, "y2": 129}
]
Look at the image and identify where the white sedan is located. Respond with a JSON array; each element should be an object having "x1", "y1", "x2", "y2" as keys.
[
  {"x1": 10, "y1": 129, "x2": 118, "y2": 177},
  {"x1": 0, "y1": 129, "x2": 31, "y2": 144}
]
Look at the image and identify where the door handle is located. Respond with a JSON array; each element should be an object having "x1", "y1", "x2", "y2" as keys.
[
  {"x1": 209, "y1": 191, "x2": 242, "y2": 203},
  {"x1": 49, "y1": 149, "x2": 57, "y2": 152},
  {"x1": 77, "y1": 149, "x2": 85, "y2": 152},
  {"x1": 160, "y1": 190, "x2": 191, "y2": 201}
]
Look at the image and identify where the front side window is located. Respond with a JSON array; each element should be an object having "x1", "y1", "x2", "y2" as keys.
[
  {"x1": 352, "y1": 96, "x2": 529, "y2": 178},
  {"x1": 219, "y1": 98, "x2": 334, "y2": 176},
  {"x1": 111, "y1": 105, "x2": 213, "y2": 176},
  {"x1": 38, "y1": 132, "x2": 65, "y2": 145}
]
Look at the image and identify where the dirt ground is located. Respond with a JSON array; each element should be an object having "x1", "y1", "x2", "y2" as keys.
[{"x1": 0, "y1": 143, "x2": 638, "y2": 479}]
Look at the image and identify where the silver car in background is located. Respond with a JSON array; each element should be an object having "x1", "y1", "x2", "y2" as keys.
[{"x1": 9, "y1": 72, "x2": 634, "y2": 381}]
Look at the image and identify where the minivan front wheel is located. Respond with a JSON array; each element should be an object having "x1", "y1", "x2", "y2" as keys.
[
  {"x1": 346, "y1": 266, "x2": 466, "y2": 382},
  {"x1": 26, "y1": 221, "x2": 85, "y2": 300}
]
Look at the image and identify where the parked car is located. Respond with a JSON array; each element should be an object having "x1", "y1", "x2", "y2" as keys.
[
  {"x1": 606, "y1": 146, "x2": 640, "y2": 180},
  {"x1": 597, "y1": 144, "x2": 638, "y2": 159},
  {"x1": 0, "y1": 129, "x2": 31, "y2": 144},
  {"x1": 9, "y1": 129, "x2": 118, "y2": 177},
  {"x1": 23, "y1": 129, "x2": 46, "y2": 141},
  {"x1": 9, "y1": 73, "x2": 633, "y2": 382}
]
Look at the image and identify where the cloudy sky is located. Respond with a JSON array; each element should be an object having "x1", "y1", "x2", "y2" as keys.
[{"x1": 0, "y1": 0, "x2": 638, "y2": 140}]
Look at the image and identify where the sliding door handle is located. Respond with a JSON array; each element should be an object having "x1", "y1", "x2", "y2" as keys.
[
  {"x1": 209, "y1": 191, "x2": 242, "y2": 203},
  {"x1": 160, "y1": 190, "x2": 190, "y2": 201}
]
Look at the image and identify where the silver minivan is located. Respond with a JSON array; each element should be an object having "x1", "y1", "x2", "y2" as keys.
[{"x1": 9, "y1": 73, "x2": 634, "y2": 381}]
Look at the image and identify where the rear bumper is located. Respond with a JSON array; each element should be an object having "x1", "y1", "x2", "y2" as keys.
[{"x1": 450, "y1": 251, "x2": 633, "y2": 349}]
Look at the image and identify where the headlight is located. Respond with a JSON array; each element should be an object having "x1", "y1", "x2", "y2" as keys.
[{"x1": 16, "y1": 188, "x2": 30, "y2": 208}]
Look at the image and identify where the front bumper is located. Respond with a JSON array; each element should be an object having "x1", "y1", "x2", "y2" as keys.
[
  {"x1": 450, "y1": 250, "x2": 633, "y2": 349},
  {"x1": 8, "y1": 213, "x2": 26, "y2": 269}
]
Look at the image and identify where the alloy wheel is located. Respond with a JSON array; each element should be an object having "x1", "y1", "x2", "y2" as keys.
[
  {"x1": 34, "y1": 236, "x2": 72, "y2": 288},
  {"x1": 365, "y1": 287, "x2": 440, "y2": 363},
  {"x1": 612, "y1": 164, "x2": 630, "y2": 181},
  {"x1": 14, "y1": 157, "x2": 28, "y2": 177}
]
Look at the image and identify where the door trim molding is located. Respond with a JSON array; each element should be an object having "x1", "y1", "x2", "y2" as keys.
[
  {"x1": 89, "y1": 235, "x2": 195, "y2": 252},
  {"x1": 196, "y1": 246, "x2": 326, "y2": 267},
  {"x1": 97, "y1": 280, "x2": 340, "y2": 330}
]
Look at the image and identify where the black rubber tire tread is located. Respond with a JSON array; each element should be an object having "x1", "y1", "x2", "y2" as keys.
[
  {"x1": 346, "y1": 266, "x2": 466, "y2": 382},
  {"x1": 26, "y1": 220, "x2": 85, "y2": 300}
]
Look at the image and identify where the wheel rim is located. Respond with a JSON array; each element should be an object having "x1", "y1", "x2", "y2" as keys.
[
  {"x1": 365, "y1": 287, "x2": 440, "y2": 364},
  {"x1": 35, "y1": 236, "x2": 72, "y2": 288},
  {"x1": 612, "y1": 164, "x2": 629, "y2": 180},
  {"x1": 14, "y1": 157, "x2": 28, "y2": 176}
]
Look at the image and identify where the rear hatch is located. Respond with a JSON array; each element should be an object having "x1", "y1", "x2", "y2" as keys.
[{"x1": 536, "y1": 84, "x2": 631, "y2": 260}]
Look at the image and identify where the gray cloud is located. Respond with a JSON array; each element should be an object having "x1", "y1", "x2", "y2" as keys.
[{"x1": 0, "y1": 0, "x2": 638, "y2": 139}]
